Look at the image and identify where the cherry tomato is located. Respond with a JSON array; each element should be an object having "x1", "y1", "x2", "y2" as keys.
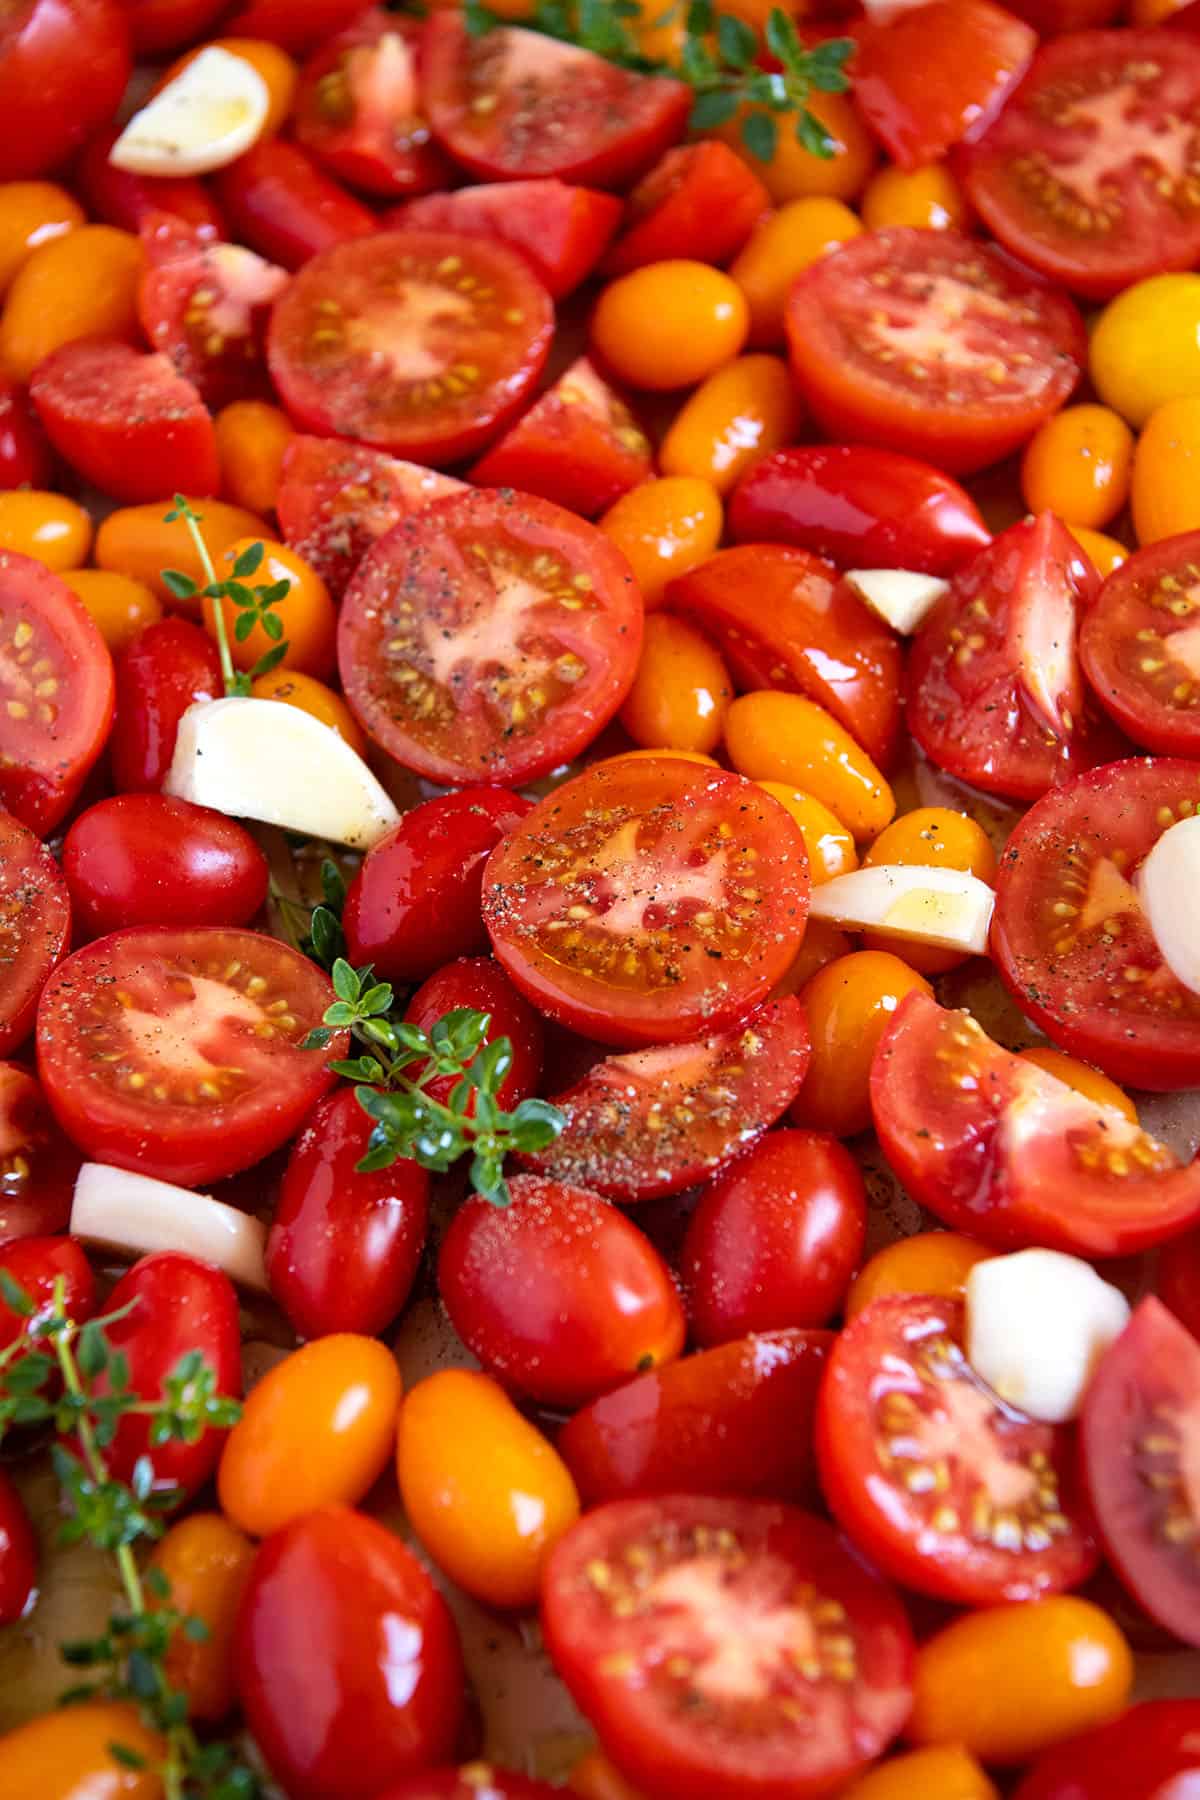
[
  {"x1": 235, "y1": 1504, "x2": 464, "y2": 1800},
  {"x1": 393, "y1": 179, "x2": 622, "y2": 300},
  {"x1": 0, "y1": 381, "x2": 49, "y2": 490},
  {"x1": 0, "y1": 809, "x2": 69, "y2": 1055},
  {"x1": 839, "y1": 1748, "x2": 998, "y2": 1800},
  {"x1": 204, "y1": 537, "x2": 335, "y2": 679},
  {"x1": 1018, "y1": 1046, "x2": 1136, "y2": 1119},
  {"x1": 0, "y1": 1701, "x2": 165, "y2": 1798},
  {"x1": 0, "y1": 1235, "x2": 95, "y2": 1349},
  {"x1": 570, "y1": 1750, "x2": 655, "y2": 1800},
  {"x1": 472, "y1": 357, "x2": 652, "y2": 519},
  {"x1": 377, "y1": 1774, "x2": 560, "y2": 1800},
  {"x1": 119, "y1": 0, "x2": 223, "y2": 52},
  {"x1": 861, "y1": 163, "x2": 971, "y2": 234},
  {"x1": 403, "y1": 956, "x2": 543, "y2": 1111},
  {"x1": 147, "y1": 1513, "x2": 255, "y2": 1721},
  {"x1": 0, "y1": 224, "x2": 142, "y2": 386},
  {"x1": 618, "y1": 613, "x2": 732, "y2": 756},
  {"x1": 599, "y1": 477, "x2": 723, "y2": 611},
  {"x1": 730, "y1": 197, "x2": 863, "y2": 350},
  {"x1": 591, "y1": 260, "x2": 749, "y2": 392},
  {"x1": 293, "y1": 11, "x2": 450, "y2": 198},
  {"x1": 606, "y1": 140, "x2": 769, "y2": 275},
  {"x1": 790, "y1": 950, "x2": 930, "y2": 1137},
  {"x1": 0, "y1": 0, "x2": 130, "y2": 182},
  {"x1": 1021, "y1": 404, "x2": 1133, "y2": 531},
  {"x1": 137, "y1": 216, "x2": 287, "y2": 415},
  {"x1": 0, "y1": 490, "x2": 91, "y2": 571},
  {"x1": 860, "y1": 804, "x2": 997, "y2": 975},
  {"x1": 220, "y1": 0, "x2": 366, "y2": 52},
  {"x1": 1159, "y1": 1226, "x2": 1200, "y2": 1340},
  {"x1": 63, "y1": 795, "x2": 268, "y2": 938},
  {"x1": 0, "y1": 1465, "x2": 34, "y2": 1624},
  {"x1": 61, "y1": 571, "x2": 162, "y2": 657},
  {"x1": 659, "y1": 355, "x2": 802, "y2": 499},
  {"x1": 724, "y1": 692, "x2": 896, "y2": 840},
  {"x1": 1132, "y1": 395, "x2": 1200, "y2": 545},
  {"x1": 0, "y1": 180, "x2": 84, "y2": 296},
  {"x1": 760, "y1": 786, "x2": 856, "y2": 886},
  {"x1": 719, "y1": 90, "x2": 877, "y2": 207},
  {"x1": 75, "y1": 123, "x2": 227, "y2": 237},
  {"x1": 1089, "y1": 272, "x2": 1200, "y2": 431},
  {"x1": 215, "y1": 399, "x2": 293, "y2": 517},
  {"x1": 1013, "y1": 1700, "x2": 1200, "y2": 1800},
  {"x1": 0, "y1": 1065, "x2": 81, "y2": 1240},
  {"x1": 109, "y1": 617, "x2": 222, "y2": 794},
  {"x1": 250, "y1": 667, "x2": 364, "y2": 749},
  {"x1": 846, "y1": 1231, "x2": 995, "y2": 1318},
  {"x1": 96, "y1": 499, "x2": 270, "y2": 608},
  {"x1": 1079, "y1": 531, "x2": 1200, "y2": 753},
  {"x1": 212, "y1": 139, "x2": 375, "y2": 271}
]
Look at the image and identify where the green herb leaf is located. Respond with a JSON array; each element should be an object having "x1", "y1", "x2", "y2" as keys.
[
  {"x1": 689, "y1": 87, "x2": 739, "y2": 128},
  {"x1": 159, "y1": 568, "x2": 198, "y2": 601},
  {"x1": 741, "y1": 107, "x2": 777, "y2": 161}
]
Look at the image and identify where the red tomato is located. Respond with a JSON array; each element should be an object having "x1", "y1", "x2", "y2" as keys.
[
  {"x1": 118, "y1": 0, "x2": 224, "y2": 52},
  {"x1": 37, "y1": 926, "x2": 345, "y2": 1186},
  {"x1": 138, "y1": 216, "x2": 288, "y2": 413},
  {"x1": 110, "y1": 616, "x2": 222, "y2": 794},
  {"x1": 1005, "y1": 0, "x2": 1119, "y2": 26},
  {"x1": 854, "y1": 0, "x2": 1035, "y2": 169},
  {"x1": 524, "y1": 998, "x2": 811, "y2": 1201},
  {"x1": 0, "y1": 810, "x2": 70, "y2": 1055},
  {"x1": 0, "y1": 1468, "x2": 35, "y2": 1625},
  {"x1": 235, "y1": 1504, "x2": 465, "y2": 1800},
  {"x1": 392, "y1": 179, "x2": 622, "y2": 301},
  {"x1": 293, "y1": 11, "x2": 451, "y2": 199},
  {"x1": 605, "y1": 140, "x2": 769, "y2": 276},
  {"x1": 375, "y1": 1773, "x2": 558, "y2": 1800},
  {"x1": 1158, "y1": 1228, "x2": 1200, "y2": 1340},
  {"x1": 422, "y1": 14, "x2": 690, "y2": 190},
  {"x1": 666, "y1": 544, "x2": 903, "y2": 767},
  {"x1": 542, "y1": 1495, "x2": 913, "y2": 1800},
  {"x1": 220, "y1": 0, "x2": 370, "y2": 53},
  {"x1": 213, "y1": 140, "x2": 376, "y2": 271},
  {"x1": 1080, "y1": 531, "x2": 1200, "y2": 756},
  {"x1": 785, "y1": 227, "x2": 1085, "y2": 476},
  {"x1": 338, "y1": 490, "x2": 641, "y2": 787},
  {"x1": 681, "y1": 1130, "x2": 866, "y2": 1344},
  {"x1": 0, "y1": 553, "x2": 114, "y2": 835},
  {"x1": 267, "y1": 1085, "x2": 428, "y2": 1340},
  {"x1": 558, "y1": 1328, "x2": 832, "y2": 1506},
  {"x1": 0, "y1": 1064, "x2": 81, "y2": 1241},
  {"x1": 817, "y1": 1294, "x2": 1098, "y2": 1605},
  {"x1": 483, "y1": 759, "x2": 809, "y2": 1047},
  {"x1": 344, "y1": 787, "x2": 533, "y2": 984},
  {"x1": 471, "y1": 357, "x2": 652, "y2": 521},
  {"x1": 439, "y1": 1173, "x2": 685, "y2": 1408},
  {"x1": 1013, "y1": 1700, "x2": 1200, "y2": 1800},
  {"x1": 990, "y1": 757, "x2": 1200, "y2": 1090},
  {"x1": 907, "y1": 513, "x2": 1123, "y2": 802},
  {"x1": 0, "y1": 382, "x2": 50, "y2": 491},
  {"x1": 29, "y1": 342, "x2": 219, "y2": 505},
  {"x1": 96, "y1": 1251, "x2": 241, "y2": 1500},
  {"x1": 76, "y1": 125, "x2": 227, "y2": 236},
  {"x1": 0, "y1": 0, "x2": 130, "y2": 181},
  {"x1": 403, "y1": 956, "x2": 543, "y2": 1111},
  {"x1": 0, "y1": 1235, "x2": 95, "y2": 1352},
  {"x1": 1081, "y1": 1298, "x2": 1200, "y2": 1648},
  {"x1": 728, "y1": 445, "x2": 991, "y2": 578},
  {"x1": 62, "y1": 794, "x2": 269, "y2": 938},
  {"x1": 268, "y1": 231, "x2": 553, "y2": 466},
  {"x1": 959, "y1": 29, "x2": 1200, "y2": 299}
]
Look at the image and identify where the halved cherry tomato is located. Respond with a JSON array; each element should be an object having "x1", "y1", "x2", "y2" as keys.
[
  {"x1": 213, "y1": 139, "x2": 375, "y2": 271},
  {"x1": 542, "y1": 1496, "x2": 914, "y2": 1800},
  {"x1": 76, "y1": 124, "x2": 227, "y2": 237},
  {"x1": 403, "y1": 956, "x2": 543, "y2": 1111},
  {"x1": 0, "y1": 809, "x2": 69, "y2": 1054},
  {"x1": 472, "y1": 357, "x2": 652, "y2": 519},
  {"x1": 293, "y1": 11, "x2": 450, "y2": 198},
  {"x1": 605, "y1": 140, "x2": 769, "y2": 275},
  {"x1": 1079, "y1": 530, "x2": 1200, "y2": 754},
  {"x1": 0, "y1": 1701, "x2": 164, "y2": 1797},
  {"x1": 392, "y1": 179, "x2": 622, "y2": 300},
  {"x1": 0, "y1": 1065, "x2": 81, "y2": 1241},
  {"x1": 62, "y1": 795, "x2": 268, "y2": 938},
  {"x1": 0, "y1": 381, "x2": 49, "y2": 490},
  {"x1": 0, "y1": 1466, "x2": 34, "y2": 1624},
  {"x1": 37, "y1": 926, "x2": 344, "y2": 1186},
  {"x1": 147, "y1": 1513, "x2": 255, "y2": 1722},
  {"x1": 377, "y1": 1773, "x2": 560, "y2": 1800},
  {"x1": 817, "y1": 1293, "x2": 1098, "y2": 1604},
  {"x1": 0, "y1": 1236, "x2": 95, "y2": 1350},
  {"x1": 109, "y1": 616, "x2": 222, "y2": 794},
  {"x1": 0, "y1": 0, "x2": 130, "y2": 182},
  {"x1": 1013, "y1": 1700, "x2": 1200, "y2": 1800}
]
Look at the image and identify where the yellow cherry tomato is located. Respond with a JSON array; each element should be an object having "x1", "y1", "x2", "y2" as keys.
[
  {"x1": 861, "y1": 162, "x2": 970, "y2": 233},
  {"x1": 791, "y1": 950, "x2": 932, "y2": 1137},
  {"x1": 218, "y1": 1334, "x2": 402, "y2": 1537},
  {"x1": 725, "y1": 690, "x2": 895, "y2": 840},
  {"x1": 659, "y1": 354, "x2": 802, "y2": 495},
  {"x1": 214, "y1": 398, "x2": 294, "y2": 516},
  {"x1": 1132, "y1": 395, "x2": 1200, "y2": 544},
  {"x1": 1069, "y1": 525, "x2": 1128, "y2": 578},
  {"x1": 906, "y1": 1598, "x2": 1134, "y2": 1765},
  {"x1": 204, "y1": 537, "x2": 336, "y2": 678},
  {"x1": 0, "y1": 179, "x2": 84, "y2": 297},
  {"x1": 600, "y1": 476, "x2": 723, "y2": 610},
  {"x1": 0, "y1": 489, "x2": 91, "y2": 571},
  {"x1": 95, "y1": 499, "x2": 270, "y2": 605},
  {"x1": 1020, "y1": 404, "x2": 1134, "y2": 530},
  {"x1": 250, "y1": 666, "x2": 367, "y2": 753},
  {"x1": 396, "y1": 1368, "x2": 580, "y2": 1610},
  {"x1": 846, "y1": 1231, "x2": 997, "y2": 1318},
  {"x1": 839, "y1": 1746, "x2": 998, "y2": 1800},
  {"x1": 604, "y1": 748, "x2": 718, "y2": 767},
  {"x1": 0, "y1": 1701, "x2": 165, "y2": 1798},
  {"x1": 758, "y1": 782, "x2": 856, "y2": 884},
  {"x1": 731, "y1": 197, "x2": 862, "y2": 348},
  {"x1": 60, "y1": 570, "x2": 162, "y2": 654},
  {"x1": 861, "y1": 805, "x2": 997, "y2": 974},
  {"x1": 147, "y1": 1512, "x2": 255, "y2": 1721},
  {"x1": 591, "y1": 262, "x2": 749, "y2": 391},
  {"x1": 773, "y1": 918, "x2": 855, "y2": 997},
  {"x1": 619, "y1": 613, "x2": 732, "y2": 754},
  {"x1": 0, "y1": 224, "x2": 142, "y2": 384},
  {"x1": 1091, "y1": 273, "x2": 1200, "y2": 428},
  {"x1": 722, "y1": 91, "x2": 876, "y2": 205},
  {"x1": 1018, "y1": 1045, "x2": 1138, "y2": 1121}
]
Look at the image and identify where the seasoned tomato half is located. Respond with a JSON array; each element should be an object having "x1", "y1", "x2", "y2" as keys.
[
  {"x1": 1080, "y1": 531, "x2": 1200, "y2": 756},
  {"x1": 482, "y1": 758, "x2": 810, "y2": 1046},
  {"x1": 138, "y1": 214, "x2": 288, "y2": 413},
  {"x1": 338, "y1": 489, "x2": 642, "y2": 787},
  {"x1": 0, "y1": 809, "x2": 69, "y2": 1057},
  {"x1": 0, "y1": 1062, "x2": 81, "y2": 1241},
  {"x1": 817, "y1": 1294, "x2": 1098, "y2": 1606}
]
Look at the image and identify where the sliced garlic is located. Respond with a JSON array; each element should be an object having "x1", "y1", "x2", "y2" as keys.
[
  {"x1": 807, "y1": 863, "x2": 994, "y2": 954},
  {"x1": 1135, "y1": 812, "x2": 1200, "y2": 997},
  {"x1": 70, "y1": 1163, "x2": 268, "y2": 1292},
  {"x1": 843, "y1": 568, "x2": 950, "y2": 635},
  {"x1": 110, "y1": 46, "x2": 270, "y2": 177},
  {"x1": 965, "y1": 1249, "x2": 1130, "y2": 1422}
]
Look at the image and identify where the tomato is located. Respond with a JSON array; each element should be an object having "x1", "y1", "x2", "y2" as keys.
[
  {"x1": 204, "y1": 537, "x2": 335, "y2": 679},
  {"x1": 220, "y1": 0, "x2": 371, "y2": 53},
  {"x1": 0, "y1": 553, "x2": 114, "y2": 835},
  {"x1": 0, "y1": 1465, "x2": 34, "y2": 1624},
  {"x1": 728, "y1": 445, "x2": 991, "y2": 579},
  {"x1": 785, "y1": 227, "x2": 1085, "y2": 476},
  {"x1": 853, "y1": 0, "x2": 1034, "y2": 170},
  {"x1": 215, "y1": 397, "x2": 293, "y2": 516},
  {"x1": 344, "y1": 787, "x2": 533, "y2": 983},
  {"x1": 392, "y1": 179, "x2": 623, "y2": 300},
  {"x1": 268, "y1": 1086, "x2": 428, "y2": 1340},
  {"x1": 862, "y1": 163, "x2": 973, "y2": 234},
  {"x1": 439, "y1": 1174, "x2": 684, "y2": 1408},
  {"x1": 0, "y1": 490, "x2": 91, "y2": 572},
  {"x1": 147, "y1": 1512, "x2": 255, "y2": 1722},
  {"x1": 484, "y1": 759, "x2": 808, "y2": 1046},
  {"x1": 235, "y1": 1505, "x2": 464, "y2": 1800},
  {"x1": 0, "y1": 1701, "x2": 165, "y2": 1798},
  {"x1": 959, "y1": 30, "x2": 1200, "y2": 301},
  {"x1": 1079, "y1": 531, "x2": 1200, "y2": 755},
  {"x1": 731, "y1": 197, "x2": 863, "y2": 351},
  {"x1": 619, "y1": 614, "x2": 732, "y2": 756},
  {"x1": 601, "y1": 477, "x2": 723, "y2": 611},
  {"x1": 37, "y1": 926, "x2": 345, "y2": 1186},
  {"x1": 96, "y1": 498, "x2": 269, "y2": 609},
  {"x1": 338, "y1": 490, "x2": 640, "y2": 787},
  {"x1": 422, "y1": 14, "x2": 690, "y2": 189},
  {"x1": 1159, "y1": 1227, "x2": 1200, "y2": 1339},
  {"x1": 137, "y1": 216, "x2": 287, "y2": 415},
  {"x1": 681, "y1": 1130, "x2": 866, "y2": 1344},
  {"x1": 666, "y1": 545, "x2": 902, "y2": 768},
  {"x1": 659, "y1": 355, "x2": 802, "y2": 500},
  {"x1": 817, "y1": 1294, "x2": 1098, "y2": 1604},
  {"x1": 0, "y1": 1235, "x2": 95, "y2": 1350},
  {"x1": 0, "y1": 1065, "x2": 80, "y2": 1240},
  {"x1": 293, "y1": 11, "x2": 451, "y2": 198},
  {"x1": 29, "y1": 343, "x2": 219, "y2": 506},
  {"x1": 403, "y1": 956, "x2": 543, "y2": 1111},
  {"x1": 0, "y1": 381, "x2": 49, "y2": 490},
  {"x1": 76, "y1": 124, "x2": 227, "y2": 237},
  {"x1": 119, "y1": 0, "x2": 223, "y2": 52},
  {"x1": 1021, "y1": 404, "x2": 1133, "y2": 532},
  {"x1": 0, "y1": 179, "x2": 84, "y2": 297},
  {"x1": 213, "y1": 139, "x2": 376, "y2": 272},
  {"x1": 376, "y1": 1773, "x2": 559, "y2": 1800},
  {"x1": 542, "y1": 1496, "x2": 914, "y2": 1800},
  {"x1": 605, "y1": 141, "x2": 769, "y2": 276},
  {"x1": 847, "y1": 1233, "x2": 996, "y2": 1318},
  {"x1": 0, "y1": 810, "x2": 67, "y2": 1060},
  {"x1": 558, "y1": 1328, "x2": 831, "y2": 1505},
  {"x1": 591, "y1": 260, "x2": 749, "y2": 394},
  {"x1": 1013, "y1": 1700, "x2": 1200, "y2": 1800},
  {"x1": 471, "y1": 357, "x2": 652, "y2": 520},
  {"x1": 907, "y1": 513, "x2": 1124, "y2": 802},
  {"x1": 0, "y1": 0, "x2": 130, "y2": 182},
  {"x1": 990, "y1": 757, "x2": 1200, "y2": 1089},
  {"x1": 0, "y1": 224, "x2": 142, "y2": 387},
  {"x1": 861, "y1": 805, "x2": 997, "y2": 977},
  {"x1": 63, "y1": 795, "x2": 267, "y2": 939},
  {"x1": 110, "y1": 616, "x2": 222, "y2": 794}
]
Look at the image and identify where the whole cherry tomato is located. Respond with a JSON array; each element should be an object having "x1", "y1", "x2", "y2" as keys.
[
  {"x1": 1013, "y1": 1700, "x2": 1200, "y2": 1800},
  {"x1": 147, "y1": 1512, "x2": 255, "y2": 1721},
  {"x1": 0, "y1": 380, "x2": 50, "y2": 489},
  {"x1": 62, "y1": 794, "x2": 269, "y2": 937},
  {"x1": 0, "y1": 1235, "x2": 95, "y2": 1353},
  {"x1": 0, "y1": 1701, "x2": 164, "y2": 1797},
  {"x1": 0, "y1": 0, "x2": 130, "y2": 181},
  {"x1": 0, "y1": 1466, "x2": 35, "y2": 1624},
  {"x1": 403, "y1": 957, "x2": 543, "y2": 1112},
  {"x1": 109, "y1": 617, "x2": 222, "y2": 794}
]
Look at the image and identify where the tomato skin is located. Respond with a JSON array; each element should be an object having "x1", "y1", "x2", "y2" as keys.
[
  {"x1": 1158, "y1": 1228, "x2": 1200, "y2": 1339},
  {"x1": 267, "y1": 1086, "x2": 429, "y2": 1341},
  {"x1": 403, "y1": 957, "x2": 543, "y2": 1112},
  {"x1": 1079, "y1": 531, "x2": 1200, "y2": 756},
  {"x1": 63, "y1": 795, "x2": 269, "y2": 938},
  {"x1": 605, "y1": 140, "x2": 770, "y2": 276},
  {"x1": 293, "y1": 11, "x2": 451, "y2": 199},
  {"x1": 345, "y1": 788, "x2": 533, "y2": 985},
  {"x1": 0, "y1": 0, "x2": 131, "y2": 182},
  {"x1": 147, "y1": 1512, "x2": 255, "y2": 1722},
  {"x1": 0, "y1": 1700, "x2": 165, "y2": 1798},
  {"x1": 471, "y1": 357, "x2": 653, "y2": 521},
  {"x1": 0, "y1": 1065, "x2": 81, "y2": 1241},
  {"x1": 0, "y1": 381, "x2": 50, "y2": 490},
  {"x1": 728, "y1": 446, "x2": 991, "y2": 578},
  {"x1": 0, "y1": 1235, "x2": 95, "y2": 1350},
  {"x1": 221, "y1": 0, "x2": 372, "y2": 54},
  {"x1": 110, "y1": 617, "x2": 223, "y2": 795},
  {"x1": 391, "y1": 179, "x2": 623, "y2": 300},
  {"x1": 213, "y1": 140, "x2": 376, "y2": 271},
  {"x1": 0, "y1": 1466, "x2": 34, "y2": 1624},
  {"x1": 1012, "y1": 1700, "x2": 1200, "y2": 1800},
  {"x1": 75, "y1": 125, "x2": 227, "y2": 237},
  {"x1": 0, "y1": 809, "x2": 71, "y2": 1057},
  {"x1": 234, "y1": 1504, "x2": 465, "y2": 1800}
]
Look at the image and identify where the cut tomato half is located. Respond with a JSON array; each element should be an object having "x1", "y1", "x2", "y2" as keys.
[
  {"x1": 0, "y1": 1062, "x2": 80, "y2": 1242},
  {"x1": 605, "y1": 140, "x2": 769, "y2": 275},
  {"x1": 138, "y1": 214, "x2": 288, "y2": 412},
  {"x1": 390, "y1": 179, "x2": 622, "y2": 300},
  {"x1": 471, "y1": 357, "x2": 652, "y2": 520},
  {"x1": 1080, "y1": 531, "x2": 1200, "y2": 756},
  {"x1": 0, "y1": 809, "x2": 69, "y2": 1057}
]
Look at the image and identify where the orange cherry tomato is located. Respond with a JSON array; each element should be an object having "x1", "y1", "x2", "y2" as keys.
[
  {"x1": 147, "y1": 1512, "x2": 255, "y2": 1721},
  {"x1": 1132, "y1": 395, "x2": 1200, "y2": 544},
  {"x1": 861, "y1": 804, "x2": 996, "y2": 974},
  {"x1": 861, "y1": 162, "x2": 970, "y2": 233},
  {"x1": 730, "y1": 197, "x2": 862, "y2": 348},
  {"x1": 61, "y1": 570, "x2": 162, "y2": 654},
  {"x1": 250, "y1": 666, "x2": 367, "y2": 752},
  {"x1": 204, "y1": 537, "x2": 336, "y2": 678},
  {"x1": 725, "y1": 691, "x2": 895, "y2": 840},
  {"x1": 773, "y1": 918, "x2": 855, "y2": 997},
  {"x1": 570, "y1": 1750, "x2": 649, "y2": 1800},
  {"x1": 1068, "y1": 525, "x2": 1128, "y2": 577},
  {"x1": 1131, "y1": 0, "x2": 1191, "y2": 20},
  {"x1": 659, "y1": 354, "x2": 803, "y2": 496},
  {"x1": 396, "y1": 1368, "x2": 580, "y2": 1610},
  {"x1": 0, "y1": 1701, "x2": 165, "y2": 1798},
  {"x1": 846, "y1": 1230, "x2": 996, "y2": 1318},
  {"x1": 591, "y1": 261, "x2": 749, "y2": 391},
  {"x1": 0, "y1": 490, "x2": 91, "y2": 571},
  {"x1": 158, "y1": 37, "x2": 298, "y2": 139},
  {"x1": 1020, "y1": 404, "x2": 1134, "y2": 531},
  {"x1": 0, "y1": 225, "x2": 142, "y2": 384},
  {"x1": 600, "y1": 476, "x2": 723, "y2": 610},
  {"x1": 0, "y1": 180, "x2": 84, "y2": 298},
  {"x1": 839, "y1": 1745, "x2": 999, "y2": 1800},
  {"x1": 758, "y1": 782, "x2": 856, "y2": 885},
  {"x1": 722, "y1": 92, "x2": 876, "y2": 205},
  {"x1": 95, "y1": 499, "x2": 270, "y2": 605},
  {"x1": 791, "y1": 950, "x2": 932, "y2": 1137},
  {"x1": 218, "y1": 1334, "x2": 402, "y2": 1536},
  {"x1": 214, "y1": 399, "x2": 294, "y2": 516},
  {"x1": 906, "y1": 1597, "x2": 1134, "y2": 1764},
  {"x1": 1018, "y1": 1045, "x2": 1138, "y2": 1121},
  {"x1": 618, "y1": 613, "x2": 732, "y2": 755}
]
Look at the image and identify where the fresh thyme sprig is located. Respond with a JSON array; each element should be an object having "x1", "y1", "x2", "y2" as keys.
[{"x1": 160, "y1": 496, "x2": 291, "y2": 698}]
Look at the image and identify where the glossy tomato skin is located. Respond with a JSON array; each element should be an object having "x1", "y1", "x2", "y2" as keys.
[
  {"x1": 1158, "y1": 1229, "x2": 1200, "y2": 1340},
  {"x1": 0, "y1": 1235, "x2": 96, "y2": 1352},
  {"x1": 403, "y1": 957, "x2": 543, "y2": 1111},
  {"x1": 392, "y1": 180, "x2": 623, "y2": 300},
  {"x1": 235, "y1": 1504, "x2": 465, "y2": 1800},
  {"x1": 221, "y1": 0, "x2": 371, "y2": 54},
  {"x1": 0, "y1": 1468, "x2": 35, "y2": 1625},
  {"x1": 1079, "y1": 531, "x2": 1200, "y2": 756},
  {"x1": 0, "y1": 1064, "x2": 81, "y2": 1241},
  {"x1": 728, "y1": 446, "x2": 991, "y2": 578},
  {"x1": 213, "y1": 140, "x2": 376, "y2": 271},
  {"x1": 267, "y1": 1086, "x2": 429, "y2": 1341},
  {"x1": 0, "y1": 0, "x2": 130, "y2": 181},
  {"x1": 0, "y1": 810, "x2": 70, "y2": 1056},
  {"x1": 293, "y1": 11, "x2": 451, "y2": 199},
  {"x1": 344, "y1": 788, "x2": 533, "y2": 985},
  {"x1": 1013, "y1": 1700, "x2": 1200, "y2": 1800},
  {"x1": 119, "y1": 0, "x2": 224, "y2": 54},
  {"x1": 76, "y1": 126, "x2": 227, "y2": 237},
  {"x1": 471, "y1": 357, "x2": 653, "y2": 521},
  {"x1": 63, "y1": 795, "x2": 269, "y2": 938},
  {"x1": 0, "y1": 382, "x2": 51, "y2": 491},
  {"x1": 605, "y1": 140, "x2": 769, "y2": 276},
  {"x1": 110, "y1": 616, "x2": 222, "y2": 794},
  {"x1": 374, "y1": 1773, "x2": 558, "y2": 1800}
]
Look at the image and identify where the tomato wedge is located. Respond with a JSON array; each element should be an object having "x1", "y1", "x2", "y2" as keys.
[
  {"x1": 959, "y1": 29, "x2": 1200, "y2": 300},
  {"x1": 36, "y1": 926, "x2": 346, "y2": 1186},
  {"x1": 521, "y1": 997, "x2": 811, "y2": 1199},
  {"x1": 77, "y1": 123, "x2": 226, "y2": 237},
  {"x1": 0, "y1": 1063, "x2": 81, "y2": 1242},
  {"x1": 0, "y1": 809, "x2": 69, "y2": 1056},
  {"x1": 1079, "y1": 531, "x2": 1200, "y2": 756},
  {"x1": 991, "y1": 757, "x2": 1200, "y2": 1089},
  {"x1": 137, "y1": 215, "x2": 288, "y2": 412},
  {"x1": 212, "y1": 139, "x2": 376, "y2": 271},
  {"x1": 391, "y1": 180, "x2": 622, "y2": 300},
  {"x1": 483, "y1": 758, "x2": 809, "y2": 1047},
  {"x1": 339, "y1": 489, "x2": 642, "y2": 788},
  {"x1": 471, "y1": 356, "x2": 652, "y2": 520},
  {"x1": 542, "y1": 1496, "x2": 913, "y2": 1800},
  {"x1": 605, "y1": 140, "x2": 769, "y2": 275},
  {"x1": 785, "y1": 227, "x2": 1085, "y2": 475},
  {"x1": 817, "y1": 1294, "x2": 1098, "y2": 1605},
  {"x1": 266, "y1": 229, "x2": 553, "y2": 466}
]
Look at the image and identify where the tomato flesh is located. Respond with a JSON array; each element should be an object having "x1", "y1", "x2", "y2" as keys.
[
  {"x1": 605, "y1": 141, "x2": 769, "y2": 276},
  {"x1": 0, "y1": 1064, "x2": 81, "y2": 1242},
  {"x1": 138, "y1": 215, "x2": 288, "y2": 413},
  {"x1": 1080, "y1": 531, "x2": 1200, "y2": 756},
  {"x1": 392, "y1": 179, "x2": 623, "y2": 299},
  {"x1": 0, "y1": 809, "x2": 69, "y2": 1056}
]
